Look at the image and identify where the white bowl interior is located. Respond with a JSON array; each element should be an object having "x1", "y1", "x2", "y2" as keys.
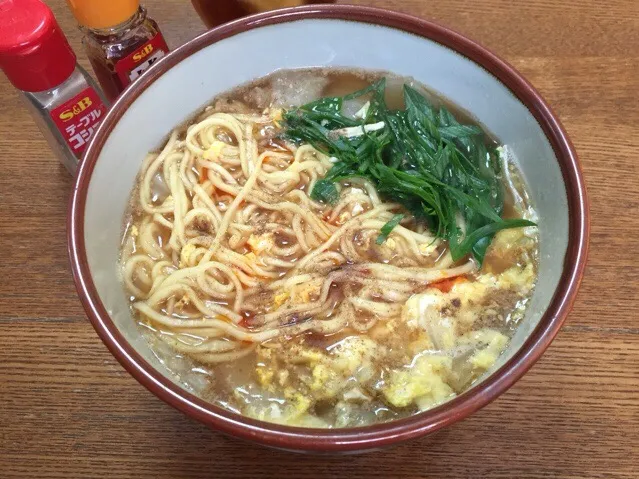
[{"x1": 84, "y1": 19, "x2": 568, "y2": 400}]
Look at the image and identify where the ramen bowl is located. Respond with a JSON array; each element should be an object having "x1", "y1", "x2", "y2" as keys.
[{"x1": 68, "y1": 5, "x2": 589, "y2": 453}]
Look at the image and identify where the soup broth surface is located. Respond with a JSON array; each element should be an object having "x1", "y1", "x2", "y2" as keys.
[{"x1": 119, "y1": 69, "x2": 538, "y2": 428}]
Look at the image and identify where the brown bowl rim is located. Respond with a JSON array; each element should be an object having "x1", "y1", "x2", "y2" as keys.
[{"x1": 68, "y1": 4, "x2": 589, "y2": 453}]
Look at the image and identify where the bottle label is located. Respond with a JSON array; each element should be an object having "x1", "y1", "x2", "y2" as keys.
[
  {"x1": 50, "y1": 87, "x2": 108, "y2": 159},
  {"x1": 114, "y1": 33, "x2": 169, "y2": 87}
]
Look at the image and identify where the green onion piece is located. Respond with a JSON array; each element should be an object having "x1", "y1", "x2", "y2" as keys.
[
  {"x1": 310, "y1": 179, "x2": 339, "y2": 204},
  {"x1": 376, "y1": 214, "x2": 405, "y2": 245}
]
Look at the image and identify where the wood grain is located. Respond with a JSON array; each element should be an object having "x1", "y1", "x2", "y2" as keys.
[{"x1": 1, "y1": 0, "x2": 637, "y2": 477}]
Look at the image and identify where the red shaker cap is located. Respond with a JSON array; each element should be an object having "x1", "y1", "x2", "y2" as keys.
[{"x1": 0, "y1": 0, "x2": 77, "y2": 92}]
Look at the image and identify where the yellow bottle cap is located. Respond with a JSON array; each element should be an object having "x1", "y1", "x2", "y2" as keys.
[{"x1": 66, "y1": 0, "x2": 140, "y2": 30}]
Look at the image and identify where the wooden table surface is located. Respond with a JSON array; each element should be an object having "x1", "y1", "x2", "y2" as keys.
[{"x1": 1, "y1": 0, "x2": 638, "y2": 477}]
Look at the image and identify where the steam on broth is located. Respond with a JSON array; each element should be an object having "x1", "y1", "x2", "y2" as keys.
[{"x1": 119, "y1": 69, "x2": 538, "y2": 428}]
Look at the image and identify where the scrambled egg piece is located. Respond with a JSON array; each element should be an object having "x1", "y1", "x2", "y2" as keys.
[
  {"x1": 419, "y1": 241, "x2": 438, "y2": 256},
  {"x1": 309, "y1": 363, "x2": 335, "y2": 393},
  {"x1": 290, "y1": 280, "x2": 322, "y2": 304},
  {"x1": 179, "y1": 243, "x2": 197, "y2": 268},
  {"x1": 330, "y1": 336, "x2": 378, "y2": 377},
  {"x1": 459, "y1": 328, "x2": 509, "y2": 370},
  {"x1": 382, "y1": 355, "x2": 455, "y2": 410},
  {"x1": 247, "y1": 233, "x2": 274, "y2": 254},
  {"x1": 384, "y1": 237, "x2": 397, "y2": 249},
  {"x1": 254, "y1": 336, "x2": 379, "y2": 406},
  {"x1": 202, "y1": 141, "x2": 226, "y2": 160},
  {"x1": 303, "y1": 337, "x2": 379, "y2": 401},
  {"x1": 291, "y1": 347, "x2": 324, "y2": 365},
  {"x1": 484, "y1": 227, "x2": 537, "y2": 273},
  {"x1": 247, "y1": 338, "x2": 379, "y2": 426},
  {"x1": 390, "y1": 263, "x2": 535, "y2": 410},
  {"x1": 402, "y1": 264, "x2": 535, "y2": 347},
  {"x1": 243, "y1": 393, "x2": 311, "y2": 425},
  {"x1": 403, "y1": 291, "x2": 456, "y2": 350},
  {"x1": 283, "y1": 387, "x2": 312, "y2": 418},
  {"x1": 450, "y1": 279, "x2": 490, "y2": 304},
  {"x1": 272, "y1": 291, "x2": 290, "y2": 309},
  {"x1": 494, "y1": 227, "x2": 527, "y2": 248},
  {"x1": 271, "y1": 278, "x2": 322, "y2": 311},
  {"x1": 295, "y1": 284, "x2": 317, "y2": 303},
  {"x1": 256, "y1": 367, "x2": 275, "y2": 389},
  {"x1": 492, "y1": 263, "x2": 535, "y2": 290}
]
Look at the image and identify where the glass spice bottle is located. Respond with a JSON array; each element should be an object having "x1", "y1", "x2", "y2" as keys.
[
  {"x1": 191, "y1": 0, "x2": 336, "y2": 29},
  {"x1": 0, "y1": 0, "x2": 109, "y2": 174},
  {"x1": 66, "y1": 0, "x2": 170, "y2": 102}
]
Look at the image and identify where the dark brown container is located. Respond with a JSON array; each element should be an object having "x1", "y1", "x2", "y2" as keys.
[{"x1": 191, "y1": 0, "x2": 336, "y2": 28}]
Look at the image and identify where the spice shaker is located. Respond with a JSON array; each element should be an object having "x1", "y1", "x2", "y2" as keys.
[
  {"x1": 66, "y1": 0, "x2": 170, "y2": 101},
  {"x1": 0, "y1": 0, "x2": 109, "y2": 174}
]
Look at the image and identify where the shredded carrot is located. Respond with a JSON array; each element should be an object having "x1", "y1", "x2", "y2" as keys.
[
  {"x1": 430, "y1": 275, "x2": 468, "y2": 293},
  {"x1": 199, "y1": 166, "x2": 208, "y2": 184}
]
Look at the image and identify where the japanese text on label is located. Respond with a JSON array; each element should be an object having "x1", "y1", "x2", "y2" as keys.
[{"x1": 50, "y1": 88, "x2": 107, "y2": 159}]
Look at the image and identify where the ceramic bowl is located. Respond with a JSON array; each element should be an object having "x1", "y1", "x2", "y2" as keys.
[{"x1": 68, "y1": 5, "x2": 589, "y2": 453}]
